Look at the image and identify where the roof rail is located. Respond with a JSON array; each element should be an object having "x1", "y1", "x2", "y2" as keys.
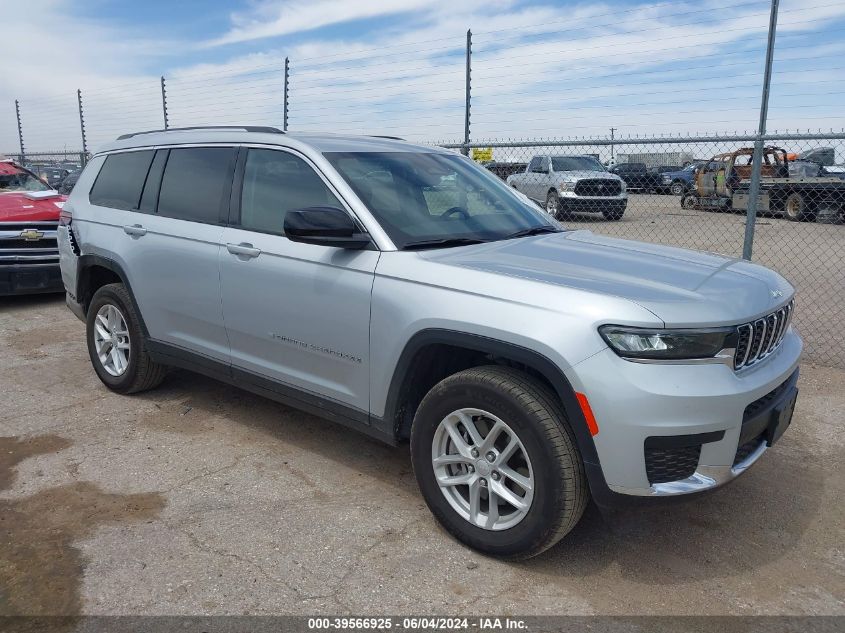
[
  {"x1": 116, "y1": 126, "x2": 284, "y2": 140},
  {"x1": 369, "y1": 135, "x2": 405, "y2": 141}
]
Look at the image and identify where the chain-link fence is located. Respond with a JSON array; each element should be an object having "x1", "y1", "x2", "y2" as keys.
[{"x1": 438, "y1": 133, "x2": 844, "y2": 367}]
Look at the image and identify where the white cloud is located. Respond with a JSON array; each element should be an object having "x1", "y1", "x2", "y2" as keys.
[{"x1": 2, "y1": 0, "x2": 844, "y2": 153}]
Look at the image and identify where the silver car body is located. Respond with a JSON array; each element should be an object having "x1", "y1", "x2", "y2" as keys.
[
  {"x1": 506, "y1": 155, "x2": 627, "y2": 212},
  {"x1": 59, "y1": 129, "x2": 801, "y2": 500}
]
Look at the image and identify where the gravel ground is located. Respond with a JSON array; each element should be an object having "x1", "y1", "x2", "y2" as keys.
[{"x1": 1, "y1": 294, "x2": 843, "y2": 617}]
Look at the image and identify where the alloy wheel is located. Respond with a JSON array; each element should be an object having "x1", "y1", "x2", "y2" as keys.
[
  {"x1": 93, "y1": 304, "x2": 131, "y2": 377},
  {"x1": 431, "y1": 408, "x2": 534, "y2": 531}
]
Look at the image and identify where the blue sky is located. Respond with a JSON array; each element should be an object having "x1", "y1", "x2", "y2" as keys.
[{"x1": 2, "y1": 0, "x2": 844, "y2": 152}]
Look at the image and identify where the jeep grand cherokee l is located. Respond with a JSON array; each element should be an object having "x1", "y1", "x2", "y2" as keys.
[{"x1": 58, "y1": 127, "x2": 801, "y2": 559}]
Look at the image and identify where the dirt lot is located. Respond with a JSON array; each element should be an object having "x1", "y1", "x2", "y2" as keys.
[{"x1": 1, "y1": 294, "x2": 843, "y2": 617}]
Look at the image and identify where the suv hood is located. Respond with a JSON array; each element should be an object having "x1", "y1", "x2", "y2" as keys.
[
  {"x1": 0, "y1": 191, "x2": 65, "y2": 222},
  {"x1": 424, "y1": 230, "x2": 793, "y2": 327}
]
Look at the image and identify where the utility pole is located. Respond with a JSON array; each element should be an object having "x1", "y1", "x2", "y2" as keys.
[
  {"x1": 14, "y1": 100, "x2": 25, "y2": 164},
  {"x1": 77, "y1": 89, "x2": 88, "y2": 165},
  {"x1": 743, "y1": 0, "x2": 780, "y2": 260},
  {"x1": 283, "y1": 57, "x2": 290, "y2": 132},
  {"x1": 463, "y1": 29, "x2": 472, "y2": 156},
  {"x1": 610, "y1": 127, "x2": 616, "y2": 162},
  {"x1": 160, "y1": 75, "x2": 170, "y2": 130}
]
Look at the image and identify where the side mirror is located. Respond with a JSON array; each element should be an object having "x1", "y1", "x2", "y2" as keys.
[{"x1": 284, "y1": 206, "x2": 371, "y2": 249}]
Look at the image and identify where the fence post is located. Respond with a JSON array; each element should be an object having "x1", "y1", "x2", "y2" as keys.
[
  {"x1": 743, "y1": 0, "x2": 780, "y2": 261},
  {"x1": 77, "y1": 89, "x2": 88, "y2": 165},
  {"x1": 463, "y1": 29, "x2": 472, "y2": 156},
  {"x1": 283, "y1": 57, "x2": 290, "y2": 132},
  {"x1": 160, "y1": 75, "x2": 170, "y2": 130},
  {"x1": 14, "y1": 99, "x2": 25, "y2": 164}
]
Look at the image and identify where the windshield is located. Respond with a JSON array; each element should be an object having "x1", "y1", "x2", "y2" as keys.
[
  {"x1": 551, "y1": 156, "x2": 605, "y2": 172},
  {"x1": 0, "y1": 166, "x2": 50, "y2": 193},
  {"x1": 325, "y1": 152, "x2": 558, "y2": 249}
]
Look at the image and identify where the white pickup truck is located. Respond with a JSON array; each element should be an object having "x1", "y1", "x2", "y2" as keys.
[{"x1": 506, "y1": 155, "x2": 628, "y2": 221}]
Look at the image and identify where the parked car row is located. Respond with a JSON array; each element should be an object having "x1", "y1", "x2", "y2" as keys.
[{"x1": 681, "y1": 147, "x2": 845, "y2": 223}]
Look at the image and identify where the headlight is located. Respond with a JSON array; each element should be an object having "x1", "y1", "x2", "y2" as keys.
[
  {"x1": 618, "y1": 180, "x2": 626, "y2": 192},
  {"x1": 598, "y1": 325, "x2": 737, "y2": 361},
  {"x1": 662, "y1": 175, "x2": 672, "y2": 183},
  {"x1": 559, "y1": 180, "x2": 576, "y2": 191}
]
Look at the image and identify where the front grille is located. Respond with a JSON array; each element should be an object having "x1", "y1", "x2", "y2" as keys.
[
  {"x1": 574, "y1": 179, "x2": 622, "y2": 197},
  {"x1": 733, "y1": 301, "x2": 793, "y2": 370},
  {"x1": 644, "y1": 445, "x2": 701, "y2": 484},
  {"x1": 0, "y1": 222, "x2": 60, "y2": 264},
  {"x1": 0, "y1": 238, "x2": 59, "y2": 249}
]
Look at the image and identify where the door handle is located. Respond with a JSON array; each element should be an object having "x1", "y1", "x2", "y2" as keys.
[
  {"x1": 123, "y1": 224, "x2": 147, "y2": 237},
  {"x1": 226, "y1": 242, "x2": 261, "y2": 259}
]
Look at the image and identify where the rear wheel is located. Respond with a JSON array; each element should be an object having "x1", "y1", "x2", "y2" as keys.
[
  {"x1": 783, "y1": 191, "x2": 816, "y2": 222},
  {"x1": 410, "y1": 366, "x2": 588, "y2": 559},
  {"x1": 86, "y1": 283, "x2": 167, "y2": 394},
  {"x1": 681, "y1": 193, "x2": 698, "y2": 210}
]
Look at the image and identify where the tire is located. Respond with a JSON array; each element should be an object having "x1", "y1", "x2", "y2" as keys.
[
  {"x1": 410, "y1": 366, "x2": 588, "y2": 560},
  {"x1": 783, "y1": 191, "x2": 817, "y2": 222},
  {"x1": 669, "y1": 181, "x2": 686, "y2": 196},
  {"x1": 602, "y1": 208, "x2": 624, "y2": 221},
  {"x1": 681, "y1": 193, "x2": 698, "y2": 210},
  {"x1": 86, "y1": 283, "x2": 167, "y2": 394},
  {"x1": 545, "y1": 189, "x2": 563, "y2": 219}
]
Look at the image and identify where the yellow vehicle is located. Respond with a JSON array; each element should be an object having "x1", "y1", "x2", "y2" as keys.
[{"x1": 680, "y1": 147, "x2": 845, "y2": 222}]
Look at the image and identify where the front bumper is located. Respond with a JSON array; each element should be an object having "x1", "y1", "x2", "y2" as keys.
[
  {"x1": 0, "y1": 263, "x2": 64, "y2": 296},
  {"x1": 558, "y1": 193, "x2": 628, "y2": 213},
  {"x1": 566, "y1": 327, "x2": 802, "y2": 500}
]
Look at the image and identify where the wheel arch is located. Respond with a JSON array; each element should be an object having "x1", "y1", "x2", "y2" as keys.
[
  {"x1": 381, "y1": 329, "x2": 600, "y2": 468},
  {"x1": 76, "y1": 254, "x2": 149, "y2": 336}
]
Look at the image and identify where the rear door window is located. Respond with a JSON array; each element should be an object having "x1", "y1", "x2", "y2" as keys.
[
  {"x1": 157, "y1": 147, "x2": 236, "y2": 223},
  {"x1": 89, "y1": 150, "x2": 154, "y2": 210}
]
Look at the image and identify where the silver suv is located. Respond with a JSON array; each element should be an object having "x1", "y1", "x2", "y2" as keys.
[{"x1": 58, "y1": 127, "x2": 802, "y2": 559}]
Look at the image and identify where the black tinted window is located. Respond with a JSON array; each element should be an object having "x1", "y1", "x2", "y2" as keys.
[
  {"x1": 90, "y1": 151, "x2": 154, "y2": 210},
  {"x1": 239, "y1": 149, "x2": 342, "y2": 234},
  {"x1": 157, "y1": 148, "x2": 235, "y2": 223}
]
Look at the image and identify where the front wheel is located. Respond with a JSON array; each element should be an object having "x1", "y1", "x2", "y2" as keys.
[
  {"x1": 670, "y1": 181, "x2": 686, "y2": 196},
  {"x1": 545, "y1": 190, "x2": 562, "y2": 219},
  {"x1": 410, "y1": 366, "x2": 588, "y2": 559}
]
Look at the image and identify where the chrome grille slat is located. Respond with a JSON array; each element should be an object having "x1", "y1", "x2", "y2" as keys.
[
  {"x1": 762, "y1": 314, "x2": 778, "y2": 357},
  {"x1": 733, "y1": 300, "x2": 794, "y2": 370},
  {"x1": 735, "y1": 324, "x2": 753, "y2": 369},
  {"x1": 749, "y1": 318, "x2": 767, "y2": 363}
]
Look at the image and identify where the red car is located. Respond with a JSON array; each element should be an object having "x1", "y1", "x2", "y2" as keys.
[{"x1": 0, "y1": 159, "x2": 67, "y2": 295}]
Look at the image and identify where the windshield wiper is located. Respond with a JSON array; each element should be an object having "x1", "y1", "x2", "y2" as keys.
[
  {"x1": 504, "y1": 225, "x2": 561, "y2": 240},
  {"x1": 402, "y1": 237, "x2": 487, "y2": 250}
]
